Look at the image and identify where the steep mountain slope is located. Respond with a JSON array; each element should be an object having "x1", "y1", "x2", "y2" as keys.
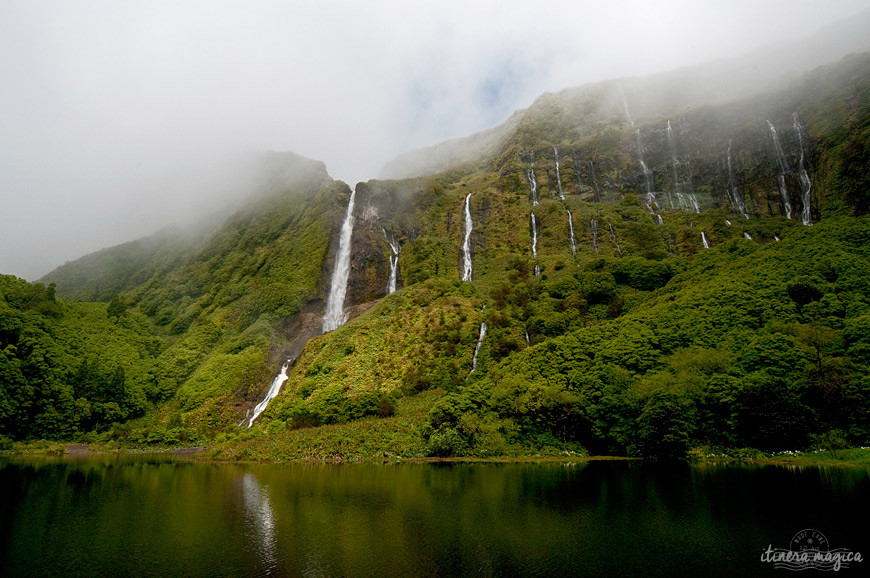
[{"x1": 8, "y1": 49, "x2": 870, "y2": 459}]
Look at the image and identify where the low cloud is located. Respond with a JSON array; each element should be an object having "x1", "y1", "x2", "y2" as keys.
[{"x1": 1, "y1": 0, "x2": 868, "y2": 279}]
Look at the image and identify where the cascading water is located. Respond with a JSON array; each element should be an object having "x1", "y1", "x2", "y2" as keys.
[
  {"x1": 701, "y1": 232, "x2": 710, "y2": 249},
  {"x1": 767, "y1": 120, "x2": 793, "y2": 220},
  {"x1": 530, "y1": 213, "x2": 538, "y2": 258},
  {"x1": 635, "y1": 129, "x2": 655, "y2": 201},
  {"x1": 688, "y1": 193, "x2": 700, "y2": 214},
  {"x1": 608, "y1": 223, "x2": 623, "y2": 257},
  {"x1": 244, "y1": 360, "x2": 291, "y2": 428},
  {"x1": 635, "y1": 128, "x2": 663, "y2": 225},
  {"x1": 566, "y1": 209, "x2": 577, "y2": 255},
  {"x1": 553, "y1": 147, "x2": 564, "y2": 200},
  {"x1": 461, "y1": 193, "x2": 474, "y2": 281},
  {"x1": 743, "y1": 232, "x2": 753, "y2": 240},
  {"x1": 793, "y1": 112, "x2": 813, "y2": 226},
  {"x1": 382, "y1": 228, "x2": 400, "y2": 295},
  {"x1": 525, "y1": 167, "x2": 540, "y2": 206},
  {"x1": 530, "y1": 213, "x2": 540, "y2": 276},
  {"x1": 322, "y1": 188, "x2": 356, "y2": 332},
  {"x1": 619, "y1": 84, "x2": 634, "y2": 127},
  {"x1": 591, "y1": 219, "x2": 599, "y2": 252},
  {"x1": 725, "y1": 219, "x2": 732, "y2": 226},
  {"x1": 726, "y1": 139, "x2": 750, "y2": 218},
  {"x1": 468, "y1": 308, "x2": 487, "y2": 377}
]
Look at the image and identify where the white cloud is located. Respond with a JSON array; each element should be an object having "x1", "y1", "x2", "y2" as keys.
[{"x1": 1, "y1": 0, "x2": 869, "y2": 279}]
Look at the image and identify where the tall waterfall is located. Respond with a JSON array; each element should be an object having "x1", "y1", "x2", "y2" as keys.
[
  {"x1": 701, "y1": 231, "x2": 710, "y2": 249},
  {"x1": 469, "y1": 316, "x2": 487, "y2": 377},
  {"x1": 322, "y1": 188, "x2": 357, "y2": 332},
  {"x1": 530, "y1": 213, "x2": 540, "y2": 276},
  {"x1": 553, "y1": 147, "x2": 564, "y2": 200},
  {"x1": 726, "y1": 139, "x2": 750, "y2": 218},
  {"x1": 383, "y1": 228, "x2": 400, "y2": 295},
  {"x1": 567, "y1": 209, "x2": 577, "y2": 255},
  {"x1": 767, "y1": 120, "x2": 793, "y2": 220},
  {"x1": 608, "y1": 223, "x2": 623, "y2": 257},
  {"x1": 530, "y1": 213, "x2": 538, "y2": 258},
  {"x1": 244, "y1": 360, "x2": 291, "y2": 428},
  {"x1": 793, "y1": 113, "x2": 813, "y2": 226},
  {"x1": 461, "y1": 193, "x2": 474, "y2": 281},
  {"x1": 591, "y1": 219, "x2": 599, "y2": 252}
]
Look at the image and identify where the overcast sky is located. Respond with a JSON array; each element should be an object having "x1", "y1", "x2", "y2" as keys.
[{"x1": 2, "y1": 0, "x2": 869, "y2": 280}]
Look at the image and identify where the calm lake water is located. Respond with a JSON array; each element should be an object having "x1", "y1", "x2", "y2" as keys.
[{"x1": 0, "y1": 456, "x2": 867, "y2": 576}]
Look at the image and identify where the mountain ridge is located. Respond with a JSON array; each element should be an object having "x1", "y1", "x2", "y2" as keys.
[{"x1": 4, "y1": 34, "x2": 870, "y2": 460}]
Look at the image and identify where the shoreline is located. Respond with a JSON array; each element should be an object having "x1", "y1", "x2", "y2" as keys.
[{"x1": 2, "y1": 444, "x2": 868, "y2": 468}]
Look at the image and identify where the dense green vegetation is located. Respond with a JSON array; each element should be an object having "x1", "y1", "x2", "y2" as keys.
[{"x1": 3, "y1": 54, "x2": 870, "y2": 462}]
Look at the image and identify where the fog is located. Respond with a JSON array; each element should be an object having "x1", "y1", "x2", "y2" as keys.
[{"x1": 2, "y1": 0, "x2": 869, "y2": 280}]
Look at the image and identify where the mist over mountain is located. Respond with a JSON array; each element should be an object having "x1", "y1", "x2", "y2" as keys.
[{"x1": 2, "y1": 8, "x2": 870, "y2": 463}]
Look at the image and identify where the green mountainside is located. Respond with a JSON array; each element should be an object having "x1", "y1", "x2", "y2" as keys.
[{"x1": 3, "y1": 52, "x2": 870, "y2": 460}]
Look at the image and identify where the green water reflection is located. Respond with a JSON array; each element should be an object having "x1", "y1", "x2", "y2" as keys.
[{"x1": 0, "y1": 457, "x2": 867, "y2": 576}]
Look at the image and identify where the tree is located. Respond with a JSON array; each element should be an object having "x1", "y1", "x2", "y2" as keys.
[{"x1": 107, "y1": 295, "x2": 126, "y2": 321}]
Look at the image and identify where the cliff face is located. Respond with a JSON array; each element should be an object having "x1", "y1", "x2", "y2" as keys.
[
  {"x1": 336, "y1": 53, "x2": 870, "y2": 321},
  {"x1": 23, "y1": 48, "x2": 870, "y2": 443}
]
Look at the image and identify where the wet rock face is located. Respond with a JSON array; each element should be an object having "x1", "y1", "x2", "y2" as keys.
[
  {"x1": 338, "y1": 180, "x2": 430, "y2": 306},
  {"x1": 514, "y1": 102, "x2": 816, "y2": 222}
]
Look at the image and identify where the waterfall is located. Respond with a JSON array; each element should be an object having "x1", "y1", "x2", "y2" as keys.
[
  {"x1": 525, "y1": 168, "x2": 540, "y2": 206},
  {"x1": 524, "y1": 330, "x2": 530, "y2": 346},
  {"x1": 767, "y1": 120, "x2": 793, "y2": 220},
  {"x1": 645, "y1": 204, "x2": 664, "y2": 225},
  {"x1": 725, "y1": 219, "x2": 732, "y2": 226},
  {"x1": 567, "y1": 209, "x2": 577, "y2": 255},
  {"x1": 688, "y1": 193, "x2": 700, "y2": 214},
  {"x1": 727, "y1": 139, "x2": 750, "y2": 218},
  {"x1": 530, "y1": 213, "x2": 540, "y2": 275},
  {"x1": 461, "y1": 193, "x2": 474, "y2": 281},
  {"x1": 635, "y1": 129, "x2": 655, "y2": 200},
  {"x1": 322, "y1": 188, "x2": 357, "y2": 332},
  {"x1": 775, "y1": 235, "x2": 781, "y2": 242},
  {"x1": 608, "y1": 223, "x2": 623, "y2": 257},
  {"x1": 701, "y1": 232, "x2": 710, "y2": 249},
  {"x1": 591, "y1": 219, "x2": 599, "y2": 252},
  {"x1": 383, "y1": 228, "x2": 400, "y2": 295},
  {"x1": 530, "y1": 213, "x2": 538, "y2": 257},
  {"x1": 635, "y1": 127, "x2": 662, "y2": 224},
  {"x1": 244, "y1": 360, "x2": 291, "y2": 428},
  {"x1": 743, "y1": 232, "x2": 753, "y2": 240},
  {"x1": 793, "y1": 113, "x2": 813, "y2": 226},
  {"x1": 469, "y1": 308, "x2": 487, "y2": 377},
  {"x1": 554, "y1": 147, "x2": 564, "y2": 200}
]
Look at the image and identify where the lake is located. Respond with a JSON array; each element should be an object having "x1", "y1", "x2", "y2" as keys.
[{"x1": 0, "y1": 456, "x2": 867, "y2": 576}]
